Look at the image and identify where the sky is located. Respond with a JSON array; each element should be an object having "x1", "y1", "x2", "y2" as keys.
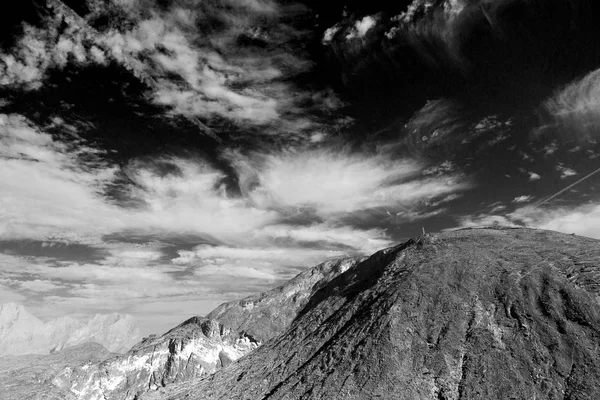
[{"x1": 1, "y1": 0, "x2": 600, "y2": 336}]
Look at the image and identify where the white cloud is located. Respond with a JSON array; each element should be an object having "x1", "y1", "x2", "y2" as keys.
[
  {"x1": 510, "y1": 204, "x2": 600, "y2": 239},
  {"x1": 258, "y1": 224, "x2": 391, "y2": 253},
  {"x1": 543, "y1": 142, "x2": 558, "y2": 156},
  {"x1": 322, "y1": 25, "x2": 341, "y2": 44},
  {"x1": 528, "y1": 172, "x2": 541, "y2": 181},
  {"x1": 0, "y1": 0, "x2": 332, "y2": 138},
  {"x1": 455, "y1": 201, "x2": 600, "y2": 241},
  {"x1": 346, "y1": 16, "x2": 377, "y2": 40},
  {"x1": 0, "y1": 114, "x2": 123, "y2": 242},
  {"x1": 557, "y1": 164, "x2": 578, "y2": 179},
  {"x1": 230, "y1": 149, "x2": 470, "y2": 216},
  {"x1": 512, "y1": 195, "x2": 533, "y2": 204},
  {"x1": 454, "y1": 214, "x2": 519, "y2": 230},
  {"x1": 544, "y1": 67, "x2": 600, "y2": 141}
]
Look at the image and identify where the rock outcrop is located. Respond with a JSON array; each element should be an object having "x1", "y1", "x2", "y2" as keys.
[
  {"x1": 0, "y1": 342, "x2": 114, "y2": 400},
  {"x1": 51, "y1": 317, "x2": 259, "y2": 400},
  {"x1": 0, "y1": 304, "x2": 141, "y2": 355},
  {"x1": 146, "y1": 228, "x2": 600, "y2": 400}
]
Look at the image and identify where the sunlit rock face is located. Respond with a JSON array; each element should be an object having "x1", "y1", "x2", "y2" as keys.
[
  {"x1": 147, "y1": 228, "x2": 600, "y2": 400},
  {"x1": 0, "y1": 304, "x2": 141, "y2": 355},
  {"x1": 51, "y1": 317, "x2": 259, "y2": 400}
]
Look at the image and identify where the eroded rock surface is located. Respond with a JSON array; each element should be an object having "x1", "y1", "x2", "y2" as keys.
[
  {"x1": 147, "y1": 228, "x2": 600, "y2": 400},
  {"x1": 0, "y1": 342, "x2": 113, "y2": 400},
  {"x1": 52, "y1": 317, "x2": 259, "y2": 400}
]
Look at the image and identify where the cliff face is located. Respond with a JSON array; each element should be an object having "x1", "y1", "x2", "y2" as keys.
[
  {"x1": 51, "y1": 318, "x2": 259, "y2": 400},
  {"x1": 147, "y1": 228, "x2": 600, "y2": 400},
  {"x1": 0, "y1": 304, "x2": 140, "y2": 355}
]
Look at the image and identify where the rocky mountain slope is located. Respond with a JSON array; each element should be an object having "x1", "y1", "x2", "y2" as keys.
[
  {"x1": 48, "y1": 257, "x2": 361, "y2": 400},
  {"x1": 51, "y1": 317, "x2": 259, "y2": 400},
  {"x1": 146, "y1": 228, "x2": 600, "y2": 400},
  {"x1": 0, "y1": 342, "x2": 114, "y2": 400},
  {"x1": 0, "y1": 304, "x2": 141, "y2": 355}
]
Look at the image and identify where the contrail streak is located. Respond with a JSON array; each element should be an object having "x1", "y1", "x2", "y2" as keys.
[{"x1": 531, "y1": 164, "x2": 600, "y2": 210}]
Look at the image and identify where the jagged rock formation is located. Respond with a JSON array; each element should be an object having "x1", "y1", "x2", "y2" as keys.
[
  {"x1": 0, "y1": 304, "x2": 140, "y2": 355},
  {"x1": 207, "y1": 257, "x2": 363, "y2": 342},
  {"x1": 0, "y1": 342, "x2": 113, "y2": 400},
  {"x1": 51, "y1": 317, "x2": 259, "y2": 400},
  {"x1": 146, "y1": 228, "x2": 600, "y2": 400}
]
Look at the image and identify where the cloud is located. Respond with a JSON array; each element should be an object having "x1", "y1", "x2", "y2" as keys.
[
  {"x1": 512, "y1": 195, "x2": 533, "y2": 204},
  {"x1": 455, "y1": 200, "x2": 600, "y2": 241},
  {"x1": 322, "y1": 25, "x2": 341, "y2": 44},
  {"x1": 1, "y1": 114, "x2": 422, "y2": 249},
  {"x1": 544, "y1": 67, "x2": 600, "y2": 141},
  {"x1": 230, "y1": 148, "x2": 470, "y2": 216},
  {"x1": 1, "y1": 0, "x2": 337, "y2": 140},
  {"x1": 453, "y1": 214, "x2": 519, "y2": 230},
  {"x1": 557, "y1": 164, "x2": 578, "y2": 179},
  {"x1": 528, "y1": 172, "x2": 541, "y2": 181},
  {"x1": 174, "y1": 244, "x2": 346, "y2": 282},
  {"x1": 510, "y1": 204, "x2": 600, "y2": 240},
  {"x1": 0, "y1": 114, "x2": 123, "y2": 242},
  {"x1": 346, "y1": 16, "x2": 377, "y2": 40}
]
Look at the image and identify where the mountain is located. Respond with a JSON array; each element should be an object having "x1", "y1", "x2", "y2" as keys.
[
  {"x1": 0, "y1": 342, "x2": 114, "y2": 400},
  {"x1": 0, "y1": 304, "x2": 141, "y2": 355},
  {"x1": 47, "y1": 257, "x2": 361, "y2": 400},
  {"x1": 51, "y1": 317, "x2": 259, "y2": 400},
  {"x1": 145, "y1": 228, "x2": 600, "y2": 400}
]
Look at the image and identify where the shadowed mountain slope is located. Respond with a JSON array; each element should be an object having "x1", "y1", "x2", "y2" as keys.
[{"x1": 146, "y1": 228, "x2": 600, "y2": 400}]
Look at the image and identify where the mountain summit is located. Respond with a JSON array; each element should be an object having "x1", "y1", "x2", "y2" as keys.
[
  {"x1": 0, "y1": 304, "x2": 140, "y2": 355},
  {"x1": 147, "y1": 228, "x2": 600, "y2": 400}
]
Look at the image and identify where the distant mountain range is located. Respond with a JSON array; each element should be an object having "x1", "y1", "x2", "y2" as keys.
[{"x1": 0, "y1": 303, "x2": 140, "y2": 355}]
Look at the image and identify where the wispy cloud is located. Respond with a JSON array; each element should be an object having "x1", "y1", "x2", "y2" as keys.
[
  {"x1": 230, "y1": 148, "x2": 470, "y2": 217},
  {"x1": 557, "y1": 164, "x2": 578, "y2": 179},
  {"x1": 544, "y1": 67, "x2": 600, "y2": 141},
  {"x1": 512, "y1": 204, "x2": 600, "y2": 239},
  {"x1": 1, "y1": 0, "x2": 338, "y2": 139},
  {"x1": 512, "y1": 195, "x2": 533, "y2": 204}
]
